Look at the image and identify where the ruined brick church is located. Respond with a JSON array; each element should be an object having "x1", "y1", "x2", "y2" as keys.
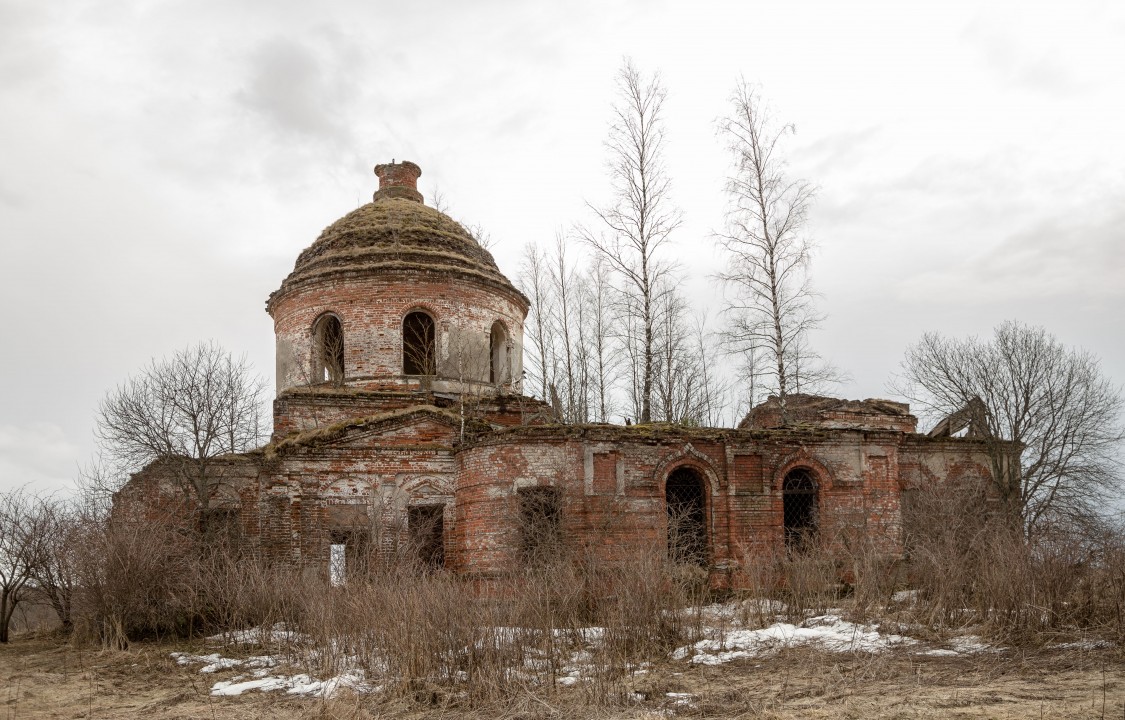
[{"x1": 121, "y1": 160, "x2": 995, "y2": 585}]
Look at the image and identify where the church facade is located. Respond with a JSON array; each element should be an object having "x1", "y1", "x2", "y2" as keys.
[{"x1": 118, "y1": 161, "x2": 996, "y2": 585}]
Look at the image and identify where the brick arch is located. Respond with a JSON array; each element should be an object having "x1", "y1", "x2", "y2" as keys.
[
  {"x1": 323, "y1": 477, "x2": 373, "y2": 497},
  {"x1": 772, "y1": 454, "x2": 833, "y2": 492},
  {"x1": 397, "y1": 301, "x2": 440, "y2": 323},
  {"x1": 400, "y1": 474, "x2": 453, "y2": 497},
  {"x1": 655, "y1": 448, "x2": 719, "y2": 567},
  {"x1": 653, "y1": 444, "x2": 721, "y2": 497}
]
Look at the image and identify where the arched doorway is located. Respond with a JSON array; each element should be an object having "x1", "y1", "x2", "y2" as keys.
[
  {"x1": 666, "y1": 466, "x2": 708, "y2": 565},
  {"x1": 783, "y1": 468, "x2": 818, "y2": 550}
]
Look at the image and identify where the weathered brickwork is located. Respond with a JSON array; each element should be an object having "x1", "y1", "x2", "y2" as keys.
[
  {"x1": 270, "y1": 275, "x2": 526, "y2": 399},
  {"x1": 116, "y1": 159, "x2": 1001, "y2": 588}
]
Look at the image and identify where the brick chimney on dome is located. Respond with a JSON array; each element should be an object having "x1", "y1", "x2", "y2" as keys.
[{"x1": 373, "y1": 160, "x2": 423, "y2": 203}]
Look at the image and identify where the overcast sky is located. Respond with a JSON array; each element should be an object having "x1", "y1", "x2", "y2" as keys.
[{"x1": 2, "y1": 0, "x2": 1123, "y2": 495}]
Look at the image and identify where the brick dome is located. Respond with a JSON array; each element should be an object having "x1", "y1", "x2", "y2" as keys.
[
  {"x1": 268, "y1": 197, "x2": 525, "y2": 311},
  {"x1": 267, "y1": 160, "x2": 529, "y2": 402}
]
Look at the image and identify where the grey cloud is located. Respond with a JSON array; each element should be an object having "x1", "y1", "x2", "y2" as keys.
[
  {"x1": 0, "y1": 422, "x2": 80, "y2": 493},
  {"x1": 795, "y1": 126, "x2": 882, "y2": 176},
  {"x1": 234, "y1": 35, "x2": 362, "y2": 148},
  {"x1": 902, "y1": 199, "x2": 1125, "y2": 303},
  {"x1": 963, "y1": 16, "x2": 1085, "y2": 96},
  {"x1": 0, "y1": 2, "x2": 59, "y2": 89},
  {"x1": 0, "y1": 180, "x2": 23, "y2": 207},
  {"x1": 975, "y1": 205, "x2": 1125, "y2": 298}
]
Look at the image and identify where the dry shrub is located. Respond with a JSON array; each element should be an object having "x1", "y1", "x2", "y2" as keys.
[
  {"x1": 904, "y1": 484, "x2": 1125, "y2": 643},
  {"x1": 71, "y1": 519, "x2": 197, "y2": 647},
  {"x1": 734, "y1": 542, "x2": 839, "y2": 625},
  {"x1": 282, "y1": 547, "x2": 707, "y2": 708},
  {"x1": 192, "y1": 547, "x2": 305, "y2": 641}
]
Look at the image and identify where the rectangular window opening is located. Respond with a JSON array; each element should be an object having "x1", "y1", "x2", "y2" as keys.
[
  {"x1": 328, "y1": 529, "x2": 369, "y2": 584},
  {"x1": 408, "y1": 505, "x2": 446, "y2": 571},
  {"x1": 517, "y1": 487, "x2": 563, "y2": 566}
]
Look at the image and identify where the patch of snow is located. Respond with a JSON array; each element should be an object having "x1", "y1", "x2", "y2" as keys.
[
  {"x1": 673, "y1": 614, "x2": 915, "y2": 664},
  {"x1": 948, "y1": 635, "x2": 990, "y2": 654},
  {"x1": 666, "y1": 692, "x2": 698, "y2": 706},
  {"x1": 918, "y1": 648, "x2": 960, "y2": 657},
  {"x1": 205, "y1": 624, "x2": 303, "y2": 645},
  {"x1": 892, "y1": 589, "x2": 919, "y2": 603},
  {"x1": 211, "y1": 669, "x2": 371, "y2": 697},
  {"x1": 915, "y1": 635, "x2": 994, "y2": 656},
  {"x1": 1050, "y1": 640, "x2": 1112, "y2": 650}
]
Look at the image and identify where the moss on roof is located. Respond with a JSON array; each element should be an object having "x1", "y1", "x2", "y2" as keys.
[
  {"x1": 262, "y1": 405, "x2": 491, "y2": 457},
  {"x1": 268, "y1": 198, "x2": 527, "y2": 310}
]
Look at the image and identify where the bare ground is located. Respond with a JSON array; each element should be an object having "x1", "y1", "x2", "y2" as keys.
[{"x1": 1, "y1": 632, "x2": 1123, "y2": 719}]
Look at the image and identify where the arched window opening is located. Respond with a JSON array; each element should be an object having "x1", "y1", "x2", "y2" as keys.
[
  {"x1": 783, "y1": 468, "x2": 819, "y2": 551},
  {"x1": 489, "y1": 321, "x2": 509, "y2": 384},
  {"x1": 666, "y1": 467, "x2": 708, "y2": 566},
  {"x1": 312, "y1": 314, "x2": 345, "y2": 384},
  {"x1": 403, "y1": 311, "x2": 436, "y2": 376}
]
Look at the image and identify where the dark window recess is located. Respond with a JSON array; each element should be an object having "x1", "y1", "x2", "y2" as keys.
[
  {"x1": 489, "y1": 321, "x2": 508, "y2": 384},
  {"x1": 201, "y1": 508, "x2": 241, "y2": 546},
  {"x1": 517, "y1": 487, "x2": 563, "y2": 565},
  {"x1": 403, "y1": 311, "x2": 436, "y2": 376},
  {"x1": 313, "y1": 315, "x2": 345, "y2": 384},
  {"x1": 408, "y1": 505, "x2": 445, "y2": 570},
  {"x1": 666, "y1": 467, "x2": 708, "y2": 565},
  {"x1": 783, "y1": 469, "x2": 819, "y2": 551}
]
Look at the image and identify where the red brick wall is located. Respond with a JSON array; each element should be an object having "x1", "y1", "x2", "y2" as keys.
[
  {"x1": 270, "y1": 274, "x2": 526, "y2": 400},
  {"x1": 451, "y1": 427, "x2": 994, "y2": 586}
]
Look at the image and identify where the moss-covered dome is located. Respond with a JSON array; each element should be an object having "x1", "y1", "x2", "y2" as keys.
[{"x1": 267, "y1": 164, "x2": 526, "y2": 311}]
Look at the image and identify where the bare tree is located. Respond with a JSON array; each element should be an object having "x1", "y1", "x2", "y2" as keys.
[
  {"x1": 583, "y1": 256, "x2": 621, "y2": 423},
  {"x1": 518, "y1": 243, "x2": 557, "y2": 403},
  {"x1": 549, "y1": 232, "x2": 582, "y2": 422},
  {"x1": 716, "y1": 80, "x2": 822, "y2": 424},
  {"x1": 0, "y1": 489, "x2": 52, "y2": 642},
  {"x1": 578, "y1": 59, "x2": 682, "y2": 424},
  {"x1": 31, "y1": 498, "x2": 82, "y2": 631},
  {"x1": 95, "y1": 342, "x2": 267, "y2": 538},
  {"x1": 898, "y1": 321, "x2": 1125, "y2": 534},
  {"x1": 651, "y1": 288, "x2": 729, "y2": 425}
]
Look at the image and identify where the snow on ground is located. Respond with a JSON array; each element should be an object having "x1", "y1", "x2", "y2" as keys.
[
  {"x1": 174, "y1": 602, "x2": 1012, "y2": 698},
  {"x1": 211, "y1": 669, "x2": 371, "y2": 697},
  {"x1": 172, "y1": 651, "x2": 372, "y2": 697},
  {"x1": 1049, "y1": 639, "x2": 1113, "y2": 651},
  {"x1": 673, "y1": 614, "x2": 916, "y2": 665},
  {"x1": 204, "y1": 624, "x2": 303, "y2": 646},
  {"x1": 171, "y1": 652, "x2": 278, "y2": 673}
]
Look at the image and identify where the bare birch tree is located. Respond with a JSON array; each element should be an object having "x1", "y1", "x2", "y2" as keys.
[
  {"x1": 95, "y1": 342, "x2": 267, "y2": 538},
  {"x1": 716, "y1": 80, "x2": 822, "y2": 424},
  {"x1": 583, "y1": 256, "x2": 620, "y2": 423},
  {"x1": 578, "y1": 59, "x2": 681, "y2": 423},
  {"x1": 549, "y1": 232, "x2": 583, "y2": 422},
  {"x1": 519, "y1": 243, "x2": 557, "y2": 403},
  {"x1": 898, "y1": 321, "x2": 1125, "y2": 534}
]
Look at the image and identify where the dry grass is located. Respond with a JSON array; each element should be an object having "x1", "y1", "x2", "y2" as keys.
[
  {"x1": 2, "y1": 631, "x2": 1124, "y2": 719},
  {"x1": 27, "y1": 483, "x2": 1125, "y2": 716}
]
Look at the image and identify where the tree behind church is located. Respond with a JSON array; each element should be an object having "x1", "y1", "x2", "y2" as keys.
[
  {"x1": 899, "y1": 321, "x2": 1124, "y2": 535},
  {"x1": 95, "y1": 341, "x2": 267, "y2": 538},
  {"x1": 715, "y1": 81, "x2": 828, "y2": 423}
]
